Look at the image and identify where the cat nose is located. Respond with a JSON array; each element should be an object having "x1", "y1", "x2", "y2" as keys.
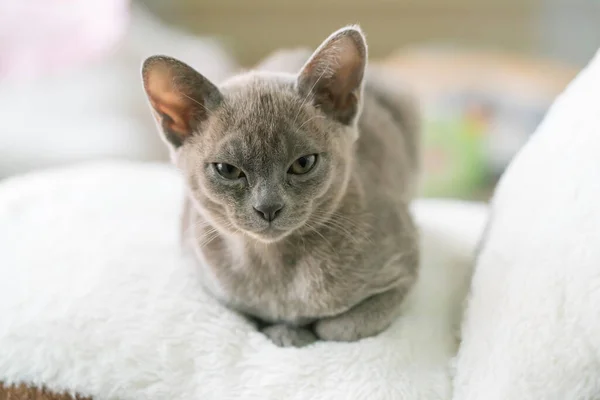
[{"x1": 253, "y1": 203, "x2": 284, "y2": 222}]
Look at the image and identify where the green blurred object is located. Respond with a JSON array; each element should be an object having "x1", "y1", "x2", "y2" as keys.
[{"x1": 421, "y1": 115, "x2": 489, "y2": 199}]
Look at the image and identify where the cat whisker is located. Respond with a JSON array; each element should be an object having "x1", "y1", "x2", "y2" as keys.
[
  {"x1": 184, "y1": 218, "x2": 220, "y2": 236},
  {"x1": 195, "y1": 228, "x2": 220, "y2": 248},
  {"x1": 166, "y1": 73, "x2": 215, "y2": 118},
  {"x1": 330, "y1": 210, "x2": 371, "y2": 228},
  {"x1": 198, "y1": 235, "x2": 220, "y2": 249},
  {"x1": 186, "y1": 213, "x2": 233, "y2": 231},
  {"x1": 310, "y1": 211, "x2": 374, "y2": 245},
  {"x1": 305, "y1": 221, "x2": 339, "y2": 259},
  {"x1": 292, "y1": 67, "x2": 329, "y2": 126},
  {"x1": 323, "y1": 220, "x2": 363, "y2": 244},
  {"x1": 180, "y1": 91, "x2": 215, "y2": 117},
  {"x1": 295, "y1": 115, "x2": 326, "y2": 133},
  {"x1": 310, "y1": 215, "x2": 367, "y2": 245}
]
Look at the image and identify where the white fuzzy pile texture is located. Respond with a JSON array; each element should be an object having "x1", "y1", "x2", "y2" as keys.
[
  {"x1": 453, "y1": 49, "x2": 600, "y2": 399},
  {"x1": 0, "y1": 161, "x2": 487, "y2": 400}
]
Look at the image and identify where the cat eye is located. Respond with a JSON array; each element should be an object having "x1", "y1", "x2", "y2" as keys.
[
  {"x1": 288, "y1": 154, "x2": 317, "y2": 175},
  {"x1": 214, "y1": 163, "x2": 245, "y2": 180}
]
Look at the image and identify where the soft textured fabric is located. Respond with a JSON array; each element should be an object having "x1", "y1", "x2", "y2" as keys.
[
  {"x1": 453, "y1": 49, "x2": 600, "y2": 399},
  {"x1": 0, "y1": 161, "x2": 487, "y2": 400}
]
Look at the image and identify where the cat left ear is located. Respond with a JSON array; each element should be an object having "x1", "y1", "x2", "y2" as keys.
[
  {"x1": 142, "y1": 56, "x2": 222, "y2": 148},
  {"x1": 297, "y1": 26, "x2": 367, "y2": 126}
]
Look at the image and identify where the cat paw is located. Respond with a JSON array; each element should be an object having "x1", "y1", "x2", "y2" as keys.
[
  {"x1": 261, "y1": 324, "x2": 318, "y2": 348},
  {"x1": 314, "y1": 315, "x2": 380, "y2": 342}
]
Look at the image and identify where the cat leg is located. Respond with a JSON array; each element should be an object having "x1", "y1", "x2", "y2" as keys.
[
  {"x1": 261, "y1": 324, "x2": 318, "y2": 348},
  {"x1": 314, "y1": 286, "x2": 408, "y2": 342}
]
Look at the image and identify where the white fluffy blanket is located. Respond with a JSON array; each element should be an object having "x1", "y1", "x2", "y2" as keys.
[
  {"x1": 453, "y1": 49, "x2": 600, "y2": 399},
  {"x1": 0, "y1": 161, "x2": 487, "y2": 400}
]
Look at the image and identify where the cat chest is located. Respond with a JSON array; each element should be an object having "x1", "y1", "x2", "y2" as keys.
[{"x1": 200, "y1": 249, "x2": 365, "y2": 324}]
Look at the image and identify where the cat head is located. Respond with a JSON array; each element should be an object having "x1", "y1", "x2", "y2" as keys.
[{"x1": 142, "y1": 26, "x2": 367, "y2": 243}]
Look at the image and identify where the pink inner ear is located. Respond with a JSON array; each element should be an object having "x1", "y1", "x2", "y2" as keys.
[
  {"x1": 149, "y1": 90, "x2": 193, "y2": 135},
  {"x1": 299, "y1": 32, "x2": 365, "y2": 124},
  {"x1": 145, "y1": 68, "x2": 195, "y2": 137},
  {"x1": 301, "y1": 32, "x2": 365, "y2": 101},
  {"x1": 333, "y1": 40, "x2": 364, "y2": 96}
]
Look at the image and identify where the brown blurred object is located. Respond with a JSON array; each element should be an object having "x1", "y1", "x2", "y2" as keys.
[
  {"x1": 381, "y1": 47, "x2": 579, "y2": 104},
  {"x1": 381, "y1": 47, "x2": 580, "y2": 199},
  {"x1": 142, "y1": 0, "x2": 541, "y2": 66},
  {"x1": 0, "y1": 383, "x2": 90, "y2": 400}
]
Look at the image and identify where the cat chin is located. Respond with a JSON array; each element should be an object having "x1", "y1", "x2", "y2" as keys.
[{"x1": 244, "y1": 227, "x2": 294, "y2": 244}]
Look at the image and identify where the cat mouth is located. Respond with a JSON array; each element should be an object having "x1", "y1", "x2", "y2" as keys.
[
  {"x1": 261, "y1": 226, "x2": 289, "y2": 239},
  {"x1": 235, "y1": 217, "x2": 307, "y2": 243},
  {"x1": 247, "y1": 225, "x2": 292, "y2": 243}
]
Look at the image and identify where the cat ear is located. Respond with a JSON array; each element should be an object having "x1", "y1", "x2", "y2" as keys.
[
  {"x1": 142, "y1": 56, "x2": 222, "y2": 148},
  {"x1": 297, "y1": 26, "x2": 367, "y2": 125}
]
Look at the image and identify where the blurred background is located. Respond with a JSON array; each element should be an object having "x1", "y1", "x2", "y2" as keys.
[{"x1": 1, "y1": 0, "x2": 598, "y2": 200}]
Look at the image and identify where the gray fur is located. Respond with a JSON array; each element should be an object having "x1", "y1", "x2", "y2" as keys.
[{"x1": 142, "y1": 26, "x2": 421, "y2": 347}]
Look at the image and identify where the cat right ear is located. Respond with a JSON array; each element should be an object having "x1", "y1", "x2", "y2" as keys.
[
  {"x1": 141, "y1": 56, "x2": 222, "y2": 148},
  {"x1": 297, "y1": 26, "x2": 367, "y2": 126}
]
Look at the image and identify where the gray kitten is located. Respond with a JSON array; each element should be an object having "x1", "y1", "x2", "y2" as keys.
[{"x1": 141, "y1": 26, "x2": 421, "y2": 347}]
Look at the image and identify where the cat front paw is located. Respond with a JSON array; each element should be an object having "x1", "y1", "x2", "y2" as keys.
[
  {"x1": 314, "y1": 315, "x2": 365, "y2": 342},
  {"x1": 315, "y1": 287, "x2": 407, "y2": 342},
  {"x1": 261, "y1": 324, "x2": 318, "y2": 348},
  {"x1": 314, "y1": 314, "x2": 388, "y2": 342}
]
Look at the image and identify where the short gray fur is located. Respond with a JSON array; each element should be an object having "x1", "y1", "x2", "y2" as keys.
[{"x1": 142, "y1": 26, "x2": 421, "y2": 347}]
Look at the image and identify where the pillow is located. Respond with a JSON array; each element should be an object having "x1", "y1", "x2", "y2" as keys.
[
  {"x1": 0, "y1": 161, "x2": 487, "y2": 399},
  {"x1": 454, "y1": 49, "x2": 600, "y2": 399}
]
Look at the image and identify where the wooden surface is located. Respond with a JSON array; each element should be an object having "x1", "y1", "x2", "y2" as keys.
[
  {"x1": 381, "y1": 47, "x2": 578, "y2": 101},
  {"x1": 0, "y1": 383, "x2": 89, "y2": 400}
]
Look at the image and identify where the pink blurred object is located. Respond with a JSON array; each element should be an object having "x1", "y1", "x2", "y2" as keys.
[{"x1": 0, "y1": 0, "x2": 129, "y2": 82}]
